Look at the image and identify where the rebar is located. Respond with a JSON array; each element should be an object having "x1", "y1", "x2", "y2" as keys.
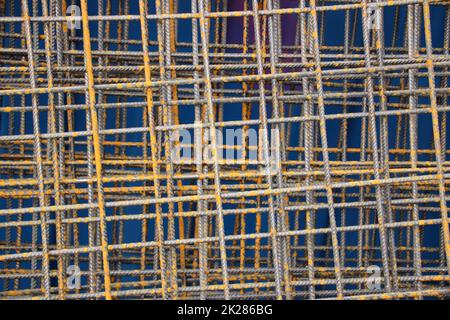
[{"x1": 0, "y1": 0, "x2": 449, "y2": 300}]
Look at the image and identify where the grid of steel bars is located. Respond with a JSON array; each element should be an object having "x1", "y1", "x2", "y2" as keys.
[{"x1": 0, "y1": 0, "x2": 449, "y2": 300}]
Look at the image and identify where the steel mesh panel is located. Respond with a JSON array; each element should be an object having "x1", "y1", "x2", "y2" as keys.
[{"x1": 0, "y1": 0, "x2": 449, "y2": 300}]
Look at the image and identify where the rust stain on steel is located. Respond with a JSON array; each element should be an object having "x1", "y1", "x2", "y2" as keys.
[{"x1": 0, "y1": 0, "x2": 449, "y2": 300}]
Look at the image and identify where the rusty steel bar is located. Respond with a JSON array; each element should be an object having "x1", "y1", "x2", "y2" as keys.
[{"x1": 0, "y1": 0, "x2": 449, "y2": 300}]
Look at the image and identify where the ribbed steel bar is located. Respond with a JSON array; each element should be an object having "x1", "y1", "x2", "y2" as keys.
[{"x1": 0, "y1": 0, "x2": 449, "y2": 300}]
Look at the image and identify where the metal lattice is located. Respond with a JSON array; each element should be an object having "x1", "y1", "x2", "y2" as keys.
[{"x1": 0, "y1": 0, "x2": 449, "y2": 300}]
